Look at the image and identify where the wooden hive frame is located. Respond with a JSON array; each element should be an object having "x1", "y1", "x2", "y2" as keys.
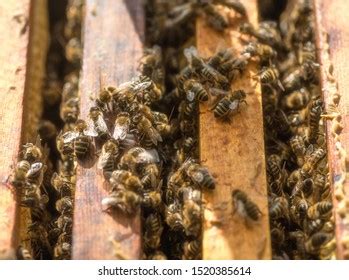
[{"x1": 1, "y1": 0, "x2": 349, "y2": 260}]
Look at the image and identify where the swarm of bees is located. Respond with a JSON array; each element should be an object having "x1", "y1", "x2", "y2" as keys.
[
  {"x1": 256, "y1": 0, "x2": 334, "y2": 259},
  {"x1": 11, "y1": 0, "x2": 335, "y2": 260}
]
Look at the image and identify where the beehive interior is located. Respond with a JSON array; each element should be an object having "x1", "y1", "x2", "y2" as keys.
[{"x1": 12, "y1": 0, "x2": 335, "y2": 260}]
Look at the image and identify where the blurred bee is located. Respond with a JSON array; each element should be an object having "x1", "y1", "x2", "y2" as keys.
[
  {"x1": 305, "y1": 232, "x2": 331, "y2": 254},
  {"x1": 213, "y1": 89, "x2": 247, "y2": 119},
  {"x1": 139, "y1": 45, "x2": 164, "y2": 86},
  {"x1": 242, "y1": 42, "x2": 277, "y2": 63},
  {"x1": 97, "y1": 140, "x2": 120, "y2": 176},
  {"x1": 232, "y1": 189, "x2": 262, "y2": 222},
  {"x1": 143, "y1": 213, "x2": 164, "y2": 250},
  {"x1": 303, "y1": 218, "x2": 324, "y2": 235},
  {"x1": 207, "y1": 48, "x2": 234, "y2": 69},
  {"x1": 148, "y1": 251, "x2": 167, "y2": 260},
  {"x1": 269, "y1": 196, "x2": 289, "y2": 220},
  {"x1": 290, "y1": 195, "x2": 308, "y2": 224},
  {"x1": 178, "y1": 100, "x2": 197, "y2": 119},
  {"x1": 289, "y1": 135, "x2": 306, "y2": 166},
  {"x1": 298, "y1": 41, "x2": 316, "y2": 64},
  {"x1": 182, "y1": 199, "x2": 201, "y2": 237},
  {"x1": 54, "y1": 241, "x2": 71, "y2": 260},
  {"x1": 282, "y1": 88, "x2": 310, "y2": 111},
  {"x1": 38, "y1": 120, "x2": 58, "y2": 142},
  {"x1": 212, "y1": 0, "x2": 247, "y2": 17},
  {"x1": 88, "y1": 107, "x2": 110, "y2": 140},
  {"x1": 307, "y1": 201, "x2": 333, "y2": 220},
  {"x1": 133, "y1": 76, "x2": 163, "y2": 104},
  {"x1": 183, "y1": 79, "x2": 209, "y2": 102},
  {"x1": 165, "y1": 203, "x2": 184, "y2": 231},
  {"x1": 60, "y1": 97, "x2": 80, "y2": 124},
  {"x1": 61, "y1": 119, "x2": 97, "y2": 160},
  {"x1": 203, "y1": 4, "x2": 228, "y2": 32},
  {"x1": 101, "y1": 190, "x2": 141, "y2": 215},
  {"x1": 314, "y1": 173, "x2": 330, "y2": 201},
  {"x1": 274, "y1": 109, "x2": 292, "y2": 139},
  {"x1": 118, "y1": 147, "x2": 159, "y2": 173},
  {"x1": 95, "y1": 86, "x2": 113, "y2": 112},
  {"x1": 270, "y1": 222, "x2": 285, "y2": 248},
  {"x1": 109, "y1": 170, "x2": 143, "y2": 194},
  {"x1": 183, "y1": 240, "x2": 201, "y2": 260},
  {"x1": 65, "y1": 38, "x2": 82, "y2": 64},
  {"x1": 16, "y1": 246, "x2": 33, "y2": 260},
  {"x1": 184, "y1": 160, "x2": 215, "y2": 189}
]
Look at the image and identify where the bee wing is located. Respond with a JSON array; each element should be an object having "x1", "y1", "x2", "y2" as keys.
[
  {"x1": 186, "y1": 90, "x2": 195, "y2": 102},
  {"x1": 184, "y1": 46, "x2": 198, "y2": 63},
  {"x1": 138, "y1": 149, "x2": 160, "y2": 164},
  {"x1": 96, "y1": 115, "x2": 110, "y2": 134},
  {"x1": 27, "y1": 162, "x2": 44, "y2": 177},
  {"x1": 113, "y1": 121, "x2": 129, "y2": 141},
  {"x1": 305, "y1": 144, "x2": 314, "y2": 158},
  {"x1": 210, "y1": 87, "x2": 230, "y2": 96},
  {"x1": 84, "y1": 118, "x2": 99, "y2": 137},
  {"x1": 149, "y1": 128, "x2": 163, "y2": 145},
  {"x1": 229, "y1": 100, "x2": 239, "y2": 111},
  {"x1": 133, "y1": 81, "x2": 152, "y2": 92},
  {"x1": 97, "y1": 152, "x2": 111, "y2": 170},
  {"x1": 62, "y1": 131, "x2": 79, "y2": 143},
  {"x1": 190, "y1": 170, "x2": 204, "y2": 184}
]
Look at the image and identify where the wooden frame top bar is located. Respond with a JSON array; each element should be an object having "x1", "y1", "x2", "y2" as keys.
[
  {"x1": 198, "y1": 1, "x2": 271, "y2": 259},
  {"x1": 72, "y1": 0, "x2": 144, "y2": 260}
]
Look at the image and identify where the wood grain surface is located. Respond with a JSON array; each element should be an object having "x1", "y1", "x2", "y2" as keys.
[
  {"x1": 197, "y1": 1, "x2": 271, "y2": 259},
  {"x1": 72, "y1": 0, "x2": 144, "y2": 260},
  {"x1": 314, "y1": 0, "x2": 349, "y2": 259},
  {"x1": 0, "y1": 0, "x2": 48, "y2": 259}
]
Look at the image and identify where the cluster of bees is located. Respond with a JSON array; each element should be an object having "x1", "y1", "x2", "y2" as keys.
[
  {"x1": 255, "y1": 0, "x2": 335, "y2": 259},
  {"x1": 11, "y1": 0, "x2": 335, "y2": 260}
]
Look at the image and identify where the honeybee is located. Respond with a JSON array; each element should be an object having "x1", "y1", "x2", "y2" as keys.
[
  {"x1": 62, "y1": 119, "x2": 97, "y2": 160},
  {"x1": 95, "y1": 86, "x2": 114, "y2": 112},
  {"x1": 11, "y1": 160, "x2": 30, "y2": 188},
  {"x1": 140, "y1": 45, "x2": 164, "y2": 86},
  {"x1": 183, "y1": 79, "x2": 209, "y2": 102},
  {"x1": 54, "y1": 241, "x2": 71, "y2": 260},
  {"x1": 289, "y1": 135, "x2": 306, "y2": 166},
  {"x1": 133, "y1": 76, "x2": 163, "y2": 104},
  {"x1": 213, "y1": 89, "x2": 247, "y2": 119},
  {"x1": 313, "y1": 173, "x2": 330, "y2": 201},
  {"x1": 177, "y1": 66, "x2": 196, "y2": 92},
  {"x1": 307, "y1": 201, "x2": 333, "y2": 220},
  {"x1": 184, "y1": 160, "x2": 215, "y2": 189},
  {"x1": 257, "y1": 66, "x2": 284, "y2": 91},
  {"x1": 269, "y1": 196, "x2": 289, "y2": 220},
  {"x1": 148, "y1": 250, "x2": 167, "y2": 260},
  {"x1": 22, "y1": 140, "x2": 43, "y2": 163},
  {"x1": 55, "y1": 197, "x2": 73, "y2": 215},
  {"x1": 142, "y1": 190, "x2": 162, "y2": 211},
  {"x1": 143, "y1": 213, "x2": 164, "y2": 250},
  {"x1": 112, "y1": 112, "x2": 131, "y2": 141},
  {"x1": 305, "y1": 232, "x2": 331, "y2": 254},
  {"x1": 282, "y1": 67, "x2": 304, "y2": 93},
  {"x1": 184, "y1": 47, "x2": 229, "y2": 86},
  {"x1": 242, "y1": 42, "x2": 277, "y2": 63},
  {"x1": 183, "y1": 240, "x2": 201, "y2": 260},
  {"x1": 109, "y1": 170, "x2": 143, "y2": 193},
  {"x1": 266, "y1": 154, "x2": 283, "y2": 180},
  {"x1": 137, "y1": 116, "x2": 162, "y2": 145},
  {"x1": 97, "y1": 140, "x2": 120, "y2": 176},
  {"x1": 60, "y1": 97, "x2": 80, "y2": 124},
  {"x1": 270, "y1": 222, "x2": 285, "y2": 248},
  {"x1": 140, "y1": 163, "x2": 160, "y2": 189},
  {"x1": 203, "y1": 4, "x2": 228, "y2": 32},
  {"x1": 290, "y1": 195, "x2": 308, "y2": 223},
  {"x1": 38, "y1": 120, "x2": 58, "y2": 142},
  {"x1": 282, "y1": 88, "x2": 310, "y2": 110},
  {"x1": 182, "y1": 199, "x2": 201, "y2": 237},
  {"x1": 101, "y1": 190, "x2": 141, "y2": 215},
  {"x1": 51, "y1": 172, "x2": 73, "y2": 197},
  {"x1": 16, "y1": 246, "x2": 33, "y2": 260},
  {"x1": 118, "y1": 147, "x2": 160, "y2": 172},
  {"x1": 65, "y1": 38, "x2": 82, "y2": 64},
  {"x1": 303, "y1": 218, "x2": 324, "y2": 235},
  {"x1": 165, "y1": 203, "x2": 184, "y2": 231},
  {"x1": 308, "y1": 102, "x2": 322, "y2": 144},
  {"x1": 153, "y1": 111, "x2": 173, "y2": 137},
  {"x1": 88, "y1": 107, "x2": 110, "y2": 140},
  {"x1": 301, "y1": 147, "x2": 326, "y2": 176},
  {"x1": 232, "y1": 189, "x2": 262, "y2": 222},
  {"x1": 298, "y1": 41, "x2": 316, "y2": 64}
]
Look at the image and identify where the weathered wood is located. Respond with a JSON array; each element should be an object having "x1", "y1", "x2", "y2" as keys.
[
  {"x1": 198, "y1": 1, "x2": 271, "y2": 259},
  {"x1": 0, "y1": 0, "x2": 48, "y2": 258},
  {"x1": 72, "y1": 0, "x2": 144, "y2": 259},
  {"x1": 314, "y1": 0, "x2": 349, "y2": 260}
]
